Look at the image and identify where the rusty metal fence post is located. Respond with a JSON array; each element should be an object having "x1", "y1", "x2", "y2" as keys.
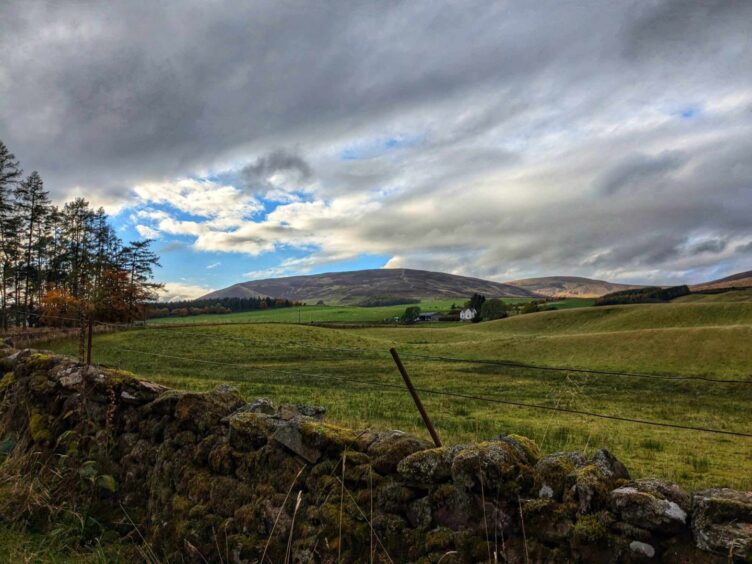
[
  {"x1": 389, "y1": 347, "x2": 442, "y2": 447},
  {"x1": 86, "y1": 317, "x2": 93, "y2": 366}
]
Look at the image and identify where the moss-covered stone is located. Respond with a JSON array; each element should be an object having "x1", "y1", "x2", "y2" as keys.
[
  {"x1": 573, "y1": 514, "x2": 608, "y2": 543},
  {"x1": 611, "y1": 484, "x2": 687, "y2": 533},
  {"x1": 450, "y1": 440, "x2": 529, "y2": 492},
  {"x1": 175, "y1": 387, "x2": 245, "y2": 433},
  {"x1": 425, "y1": 527, "x2": 454, "y2": 551},
  {"x1": 0, "y1": 372, "x2": 15, "y2": 391},
  {"x1": 398, "y1": 445, "x2": 463, "y2": 484},
  {"x1": 368, "y1": 431, "x2": 431, "y2": 474},
  {"x1": 298, "y1": 420, "x2": 358, "y2": 454},
  {"x1": 534, "y1": 451, "x2": 586, "y2": 501},
  {"x1": 692, "y1": 488, "x2": 752, "y2": 559},
  {"x1": 506, "y1": 434, "x2": 541, "y2": 463},
  {"x1": 29, "y1": 409, "x2": 52, "y2": 442},
  {"x1": 565, "y1": 463, "x2": 613, "y2": 514}
]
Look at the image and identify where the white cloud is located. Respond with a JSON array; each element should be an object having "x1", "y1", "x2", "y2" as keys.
[
  {"x1": 206, "y1": 262, "x2": 221, "y2": 269},
  {"x1": 133, "y1": 178, "x2": 261, "y2": 223},
  {"x1": 157, "y1": 282, "x2": 213, "y2": 302},
  {"x1": 135, "y1": 224, "x2": 160, "y2": 238}
]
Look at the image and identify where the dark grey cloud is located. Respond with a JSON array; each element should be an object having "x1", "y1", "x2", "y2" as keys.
[
  {"x1": 691, "y1": 239, "x2": 727, "y2": 255},
  {"x1": 595, "y1": 151, "x2": 687, "y2": 196},
  {"x1": 239, "y1": 149, "x2": 312, "y2": 193},
  {"x1": 1, "y1": 0, "x2": 751, "y2": 283}
]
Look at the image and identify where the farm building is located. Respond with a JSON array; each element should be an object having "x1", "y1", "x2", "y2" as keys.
[
  {"x1": 459, "y1": 308, "x2": 476, "y2": 321},
  {"x1": 416, "y1": 312, "x2": 440, "y2": 322}
]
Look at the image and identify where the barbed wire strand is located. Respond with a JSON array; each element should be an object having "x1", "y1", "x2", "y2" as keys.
[{"x1": 109, "y1": 346, "x2": 752, "y2": 439}]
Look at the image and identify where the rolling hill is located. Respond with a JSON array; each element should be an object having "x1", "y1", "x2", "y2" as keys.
[
  {"x1": 690, "y1": 270, "x2": 752, "y2": 291},
  {"x1": 503, "y1": 276, "x2": 644, "y2": 298},
  {"x1": 200, "y1": 268, "x2": 539, "y2": 304}
]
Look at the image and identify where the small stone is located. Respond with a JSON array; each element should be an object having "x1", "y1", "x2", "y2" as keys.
[
  {"x1": 591, "y1": 449, "x2": 630, "y2": 480},
  {"x1": 611, "y1": 485, "x2": 687, "y2": 533},
  {"x1": 539, "y1": 484, "x2": 554, "y2": 499},
  {"x1": 629, "y1": 540, "x2": 655, "y2": 558},
  {"x1": 535, "y1": 452, "x2": 587, "y2": 501},
  {"x1": 238, "y1": 398, "x2": 277, "y2": 415},
  {"x1": 398, "y1": 445, "x2": 464, "y2": 484},
  {"x1": 272, "y1": 422, "x2": 322, "y2": 463},
  {"x1": 60, "y1": 371, "x2": 83, "y2": 388},
  {"x1": 692, "y1": 488, "x2": 752, "y2": 560},
  {"x1": 120, "y1": 390, "x2": 138, "y2": 402}
]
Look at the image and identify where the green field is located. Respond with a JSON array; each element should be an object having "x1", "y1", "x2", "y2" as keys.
[
  {"x1": 674, "y1": 288, "x2": 752, "y2": 303},
  {"x1": 145, "y1": 296, "x2": 592, "y2": 326},
  {"x1": 42, "y1": 302, "x2": 752, "y2": 491}
]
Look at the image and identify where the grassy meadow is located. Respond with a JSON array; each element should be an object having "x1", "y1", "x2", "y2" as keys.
[
  {"x1": 40, "y1": 300, "x2": 752, "y2": 491},
  {"x1": 145, "y1": 296, "x2": 593, "y2": 325}
]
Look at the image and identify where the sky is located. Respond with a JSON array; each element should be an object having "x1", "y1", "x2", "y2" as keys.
[{"x1": 1, "y1": 0, "x2": 751, "y2": 300}]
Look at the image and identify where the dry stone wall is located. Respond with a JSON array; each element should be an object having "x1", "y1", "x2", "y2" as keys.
[{"x1": 0, "y1": 345, "x2": 750, "y2": 562}]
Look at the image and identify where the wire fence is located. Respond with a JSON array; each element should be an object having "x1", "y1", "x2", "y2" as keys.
[{"x1": 4, "y1": 315, "x2": 752, "y2": 444}]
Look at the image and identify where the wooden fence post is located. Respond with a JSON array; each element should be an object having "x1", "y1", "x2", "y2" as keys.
[
  {"x1": 389, "y1": 347, "x2": 442, "y2": 447},
  {"x1": 86, "y1": 317, "x2": 93, "y2": 366}
]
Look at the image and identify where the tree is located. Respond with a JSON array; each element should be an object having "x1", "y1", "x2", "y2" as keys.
[
  {"x1": 119, "y1": 240, "x2": 163, "y2": 322},
  {"x1": 520, "y1": 301, "x2": 541, "y2": 314},
  {"x1": 0, "y1": 141, "x2": 22, "y2": 330},
  {"x1": 400, "y1": 306, "x2": 421, "y2": 324},
  {"x1": 0, "y1": 138, "x2": 163, "y2": 329},
  {"x1": 480, "y1": 298, "x2": 509, "y2": 321},
  {"x1": 15, "y1": 171, "x2": 51, "y2": 325},
  {"x1": 467, "y1": 293, "x2": 486, "y2": 322}
]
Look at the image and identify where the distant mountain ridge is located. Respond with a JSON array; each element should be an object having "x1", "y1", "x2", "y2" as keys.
[
  {"x1": 504, "y1": 276, "x2": 644, "y2": 298},
  {"x1": 199, "y1": 268, "x2": 752, "y2": 304},
  {"x1": 199, "y1": 268, "x2": 538, "y2": 304}
]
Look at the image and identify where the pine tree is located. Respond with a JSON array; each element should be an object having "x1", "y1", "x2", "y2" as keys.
[
  {"x1": 0, "y1": 141, "x2": 22, "y2": 330},
  {"x1": 0, "y1": 139, "x2": 161, "y2": 329},
  {"x1": 120, "y1": 239, "x2": 163, "y2": 322},
  {"x1": 15, "y1": 171, "x2": 51, "y2": 325}
]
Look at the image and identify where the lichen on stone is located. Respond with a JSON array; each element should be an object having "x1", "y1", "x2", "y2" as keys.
[
  {"x1": 0, "y1": 372, "x2": 14, "y2": 391},
  {"x1": 28, "y1": 409, "x2": 52, "y2": 442}
]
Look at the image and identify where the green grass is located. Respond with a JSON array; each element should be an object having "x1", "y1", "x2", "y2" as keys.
[
  {"x1": 145, "y1": 296, "x2": 592, "y2": 326},
  {"x1": 674, "y1": 288, "x2": 752, "y2": 303},
  {"x1": 41, "y1": 302, "x2": 752, "y2": 491},
  {"x1": 146, "y1": 298, "x2": 463, "y2": 325},
  {"x1": 145, "y1": 297, "x2": 549, "y2": 325},
  {"x1": 0, "y1": 526, "x2": 136, "y2": 563},
  {"x1": 546, "y1": 298, "x2": 597, "y2": 309}
]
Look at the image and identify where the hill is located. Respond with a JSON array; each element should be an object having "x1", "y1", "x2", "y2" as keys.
[
  {"x1": 690, "y1": 269, "x2": 752, "y2": 291},
  {"x1": 199, "y1": 268, "x2": 538, "y2": 303},
  {"x1": 675, "y1": 288, "x2": 752, "y2": 303},
  {"x1": 503, "y1": 275, "x2": 643, "y2": 298}
]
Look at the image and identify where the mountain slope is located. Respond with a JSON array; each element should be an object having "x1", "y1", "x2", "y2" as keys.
[
  {"x1": 690, "y1": 270, "x2": 752, "y2": 291},
  {"x1": 200, "y1": 268, "x2": 538, "y2": 303},
  {"x1": 503, "y1": 276, "x2": 644, "y2": 298}
]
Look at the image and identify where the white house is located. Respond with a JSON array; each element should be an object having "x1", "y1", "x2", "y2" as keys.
[{"x1": 459, "y1": 308, "x2": 476, "y2": 321}]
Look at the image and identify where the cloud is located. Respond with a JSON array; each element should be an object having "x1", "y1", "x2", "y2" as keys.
[
  {"x1": 1, "y1": 1, "x2": 751, "y2": 284},
  {"x1": 135, "y1": 225, "x2": 160, "y2": 239},
  {"x1": 158, "y1": 282, "x2": 214, "y2": 302},
  {"x1": 206, "y1": 262, "x2": 221, "y2": 270},
  {"x1": 594, "y1": 151, "x2": 687, "y2": 196},
  {"x1": 690, "y1": 238, "x2": 727, "y2": 255}
]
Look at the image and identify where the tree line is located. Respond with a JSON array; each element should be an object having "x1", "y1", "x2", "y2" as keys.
[
  {"x1": 147, "y1": 296, "x2": 300, "y2": 319},
  {"x1": 0, "y1": 140, "x2": 161, "y2": 329}
]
